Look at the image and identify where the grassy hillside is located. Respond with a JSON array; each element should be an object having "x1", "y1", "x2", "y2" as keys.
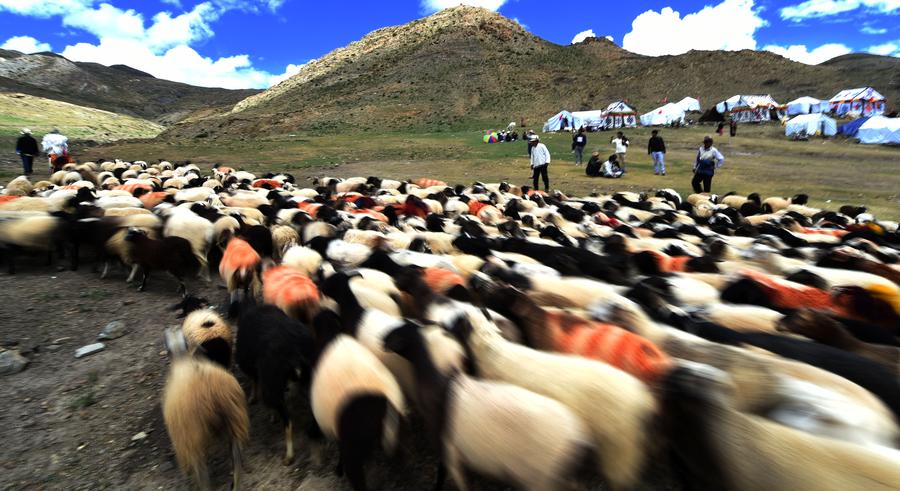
[
  {"x1": 165, "y1": 6, "x2": 900, "y2": 139},
  {"x1": 0, "y1": 50, "x2": 259, "y2": 124},
  {"x1": 0, "y1": 92, "x2": 164, "y2": 140},
  {"x1": 72, "y1": 124, "x2": 900, "y2": 220}
]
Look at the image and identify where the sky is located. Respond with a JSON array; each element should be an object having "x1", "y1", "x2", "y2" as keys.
[{"x1": 0, "y1": 0, "x2": 897, "y2": 89}]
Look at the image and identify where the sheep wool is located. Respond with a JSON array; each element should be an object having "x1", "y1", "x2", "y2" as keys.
[{"x1": 262, "y1": 266, "x2": 320, "y2": 320}]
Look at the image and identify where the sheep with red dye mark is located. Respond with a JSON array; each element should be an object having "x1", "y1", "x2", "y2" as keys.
[{"x1": 262, "y1": 265, "x2": 320, "y2": 322}]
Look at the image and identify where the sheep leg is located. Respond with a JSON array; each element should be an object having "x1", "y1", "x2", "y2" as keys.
[
  {"x1": 283, "y1": 420, "x2": 294, "y2": 466},
  {"x1": 339, "y1": 443, "x2": 368, "y2": 491},
  {"x1": 6, "y1": 246, "x2": 17, "y2": 274},
  {"x1": 100, "y1": 261, "x2": 110, "y2": 279},
  {"x1": 247, "y1": 380, "x2": 258, "y2": 404},
  {"x1": 192, "y1": 461, "x2": 211, "y2": 491},
  {"x1": 138, "y1": 269, "x2": 149, "y2": 292},
  {"x1": 445, "y1": 446, "x2": 468, "y2": 491},
  {"x1": 434, "y1": 464, "x2": 447, "y2": 491},
  {"x1": 231, "y1": 440, "x2": 243, "y2": 491},
  {"x1": 126, "y1": 264, "x2": 139, "y2": 283}
]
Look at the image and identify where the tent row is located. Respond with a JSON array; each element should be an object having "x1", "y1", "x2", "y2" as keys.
[
  {"x1": 543, "y1": 101, "x2": 641, "y2": 132},
  {"x1": 544, "y1": 97, "x2": 700, "y2": 131},
  {"x1": 784, "y1": 113, "x2": 899, "y2": 144}
]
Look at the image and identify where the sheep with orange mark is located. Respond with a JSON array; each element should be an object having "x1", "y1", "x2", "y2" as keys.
[
  {"x1": 220, "y1": 237, "x2": 262, "y2": 314},
  {"x1": 262, "y1": 265, "x2": 320, "y2": 322},
  {"x1": 162, "y1": 327, "x2": 249, "y2": 491}
]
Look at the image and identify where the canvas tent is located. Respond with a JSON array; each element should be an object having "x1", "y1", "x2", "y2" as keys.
[
  {"x1": 676, "y1": 97, "x2": 701, "y2": 112},
  {"x1": 857, "y1": 116, "x2": 900, "y2": 144},
  {"x1": 603, "y1": 101, "x2": 638, "y2": 128},
  {"x1": 571, "y1": 109, "x2": 606, "y2": 130},
  {"x1": 786, "y1": 97, "x2": 828, "y2": 116},
  {"x1": 715, "y1": 94, "x2": 779, "y2": 123},
  {"x1": 543, "y1": 110, "x2": 574, "y2": 132},
  {"x1": 837, "y1": 116, "x2": 871, "y2": 137},
  {"x1": 829, "y1": 87, "x2": 885, "y2": 117},
  {"x1": 640, "y1": 103, "x2": 686, "y2": 126},
  {"x1": 785, "y1": 113, "x2": 836, "y2": 138}
]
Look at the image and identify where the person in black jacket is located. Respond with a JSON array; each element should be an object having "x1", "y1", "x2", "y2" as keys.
[
  {"x1": 585, "y1": 151, "x2": 602, "y2": 176},
  {"x1": 648, "y1": 129, "x2": 667, "y2": 176},
  {"x1": 15, "y1": 128, "x2": 38, "y2": 176},
  {"x1": 571, "y1": 127, "x2": 587, "y2": 166}
]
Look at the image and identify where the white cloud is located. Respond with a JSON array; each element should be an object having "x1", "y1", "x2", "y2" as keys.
[
  {"x1": 571, "y1": 29, "x2": 595, "y2": 44},
  {"x1": 0, "y1": 0, "x2": 296, "y2": 88},
  {"x1": 861, "y1": 26, "x2": 888, "y2": 34},
  {"x1": 763, "y1": 42, "x2": 852, "y2": 64},
  {"x1": 780, "y1": 0, "x2": 900, "y2": 21},
  {"x1": 421, "y1": 0, "x2": 507, "y2": 12},
  {"x1": 268, "y1": 61, "x2": 311, "y2": 85},
  {"x1": 1, "y1": 35, "x2": 51, "y2": 53},
  {"x1": 622, "y1": 0, "x2": 766, "y2": 56},
  {"x1": 867, "y1": 39, "x2": 900, "y2": 56}
]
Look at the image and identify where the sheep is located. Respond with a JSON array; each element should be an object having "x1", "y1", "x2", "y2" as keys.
[
  {"x1": 447, "y1": 308, "x2": 658, "y2": 490},
  {"x1": 161, "y1": 207, "x2": 214, "y2": 280},
  {"x1": 176, "y1": 301, "x2": 234, "y2": 369},
  {"x1": 659, "y1": 362, "x2": 900, "y2": 491},
  {"x1": 102, "y1": 213, "x2": 161, "y2": 279},
  {"x1": 234, "y1": 299, "x2": 316, "y2": 465},
  {"x1": 383, "y1": 321, "x2": 594, "y2": 491},
  {"x1": 219, "y1": 237, "x2": 262, "y2": 315},
  {"x1": 162, "y1": 327, "x2": 249, "y2": 491},
  {"x1": 309, "y1": 310, "x2": 406, "y2": 491},
  {"x1": 281, "y1": 245, "x2": 323, "y2": 276},
  {"x1": 320, "y1": 272, "x2": 464, "y2": 406},
  {"x1": 270, "y1": 225, "x2": 299, "y2": 260},
  {"x1": 0, "y1": 214, "x2": 64, "y2": 273},
  {"x1": 261, "y1": 266, "x2": 320, "y2": 322},
  {"x1": 778, "y1": 309, "x2": 900, "y2": 375},
  {"x1": 3, "y1": 176, "x2": 33, "y2": 197},
  {"x1": 693, "y1": 303, "x2": 785, "y2": 333},
  {"x1": 0, "y1": 196, "x2": 52, "y2": 212},
  {"x1": 123, "y1": 228, "x2": 200, "y2": 292}
]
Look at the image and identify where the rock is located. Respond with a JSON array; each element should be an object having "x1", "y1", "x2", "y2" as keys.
[
  {"x1": 0, "y1": 349, "x2": 28, "y2": 375},
  {"x1": 98, "y1": 321, "x2": 127, "y2": 341},
  {"x1": 45, "y1": 344, "x2": 61, "y2": 352},
  {"x1": 75, "y1": 343, "x2": 105, "y2": 358},
  {"x1": 131, "y1": 431, "x2": 148, "y2": 442}
]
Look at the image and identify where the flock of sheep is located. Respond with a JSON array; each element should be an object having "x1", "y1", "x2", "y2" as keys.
[{"x1": 1, "y1": 159, "x2": 900, "y2": 491}]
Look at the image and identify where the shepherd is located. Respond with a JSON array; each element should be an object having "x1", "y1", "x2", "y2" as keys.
[
  {"x1": 41, "y1": 128, "x2": 69, "y2": 172},
  {"x1": 528, "y1": 134, "x2": 551, "y2": 192},
  {"x1": 15, "y1": 128, "x2": 38, "y2": 176},
  {"x1": 691, "y1": 136, "x2": 725, "y2": 193}
]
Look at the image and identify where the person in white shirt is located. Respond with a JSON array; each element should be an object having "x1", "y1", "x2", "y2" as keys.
[
  {"x1": 41, "y1": 128, "x2": 69, "y2": 171},
  {"x1": 611, "y1": 131, "x2": 629, "y2": 172},
  {"x1": 692, "y1": 136, "x2": 725, "y2": 193},
  {"x1": 528, "y1": 135, "x2": 551, "y2": 192}
]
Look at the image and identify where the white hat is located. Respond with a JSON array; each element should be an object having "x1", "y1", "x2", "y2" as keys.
[
  {"x1": 529, "y1": 134, "x2": 539, "y2": 141},
  {"x1": 21, "y1": 128, "x2": 31, "y2": 135}
]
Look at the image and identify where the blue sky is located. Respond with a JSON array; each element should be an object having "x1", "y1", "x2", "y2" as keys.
[{"x1": 0, "y1": 0, "x2": 897, "y2": 89}]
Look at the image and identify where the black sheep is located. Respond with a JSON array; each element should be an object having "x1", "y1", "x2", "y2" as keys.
[{"x1": 123, "y1": 228, "x2": 199, "y2": 293}]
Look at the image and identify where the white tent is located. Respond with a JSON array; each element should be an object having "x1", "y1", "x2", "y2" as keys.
[
  {"x1": 602, "y1": 101, "x2": 638, "y2": 128},
  {"x1": 786, "y1": 96, "x2": 828, "y2": 116},
  {"x1": 785, "y1": 113, "x2": 837, "y2": 138},
  {"x1": 570, "y1": 109, "x2": 606, "y2": 130},
  {"x1": 542, "y1": 110, "x2": 574, "y2": 132},
  {"x1": 640, "y1": 103, "x2": 686, "y2": 126},
  {"x1": 676, "y1": 97, "x2": 701, "y2": 112},
  {"x1": 857, "y1": 116, "x2": 900, "y2": 144},
  {"x1": 715, "y1": 94, "x2": 779, "y2": 122},
  {"x1": 829, "y1": 87, "x2": 886, "y2": 117}
]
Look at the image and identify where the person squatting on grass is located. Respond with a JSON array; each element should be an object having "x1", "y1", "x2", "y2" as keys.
[
  {"x1": 648, "y1": 129, "x2": 667, "y2": 176},
  {"x1": 692, "y1": 136, "x2": 725, "y2": 193},
  {"x1": 528, "y1": 134, "x2": 551, "y2": 192}
]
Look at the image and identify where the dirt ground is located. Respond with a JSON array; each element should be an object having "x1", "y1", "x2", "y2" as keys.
[{"x1": 0, "y1": 255, "x2": 686, "y2": 491}]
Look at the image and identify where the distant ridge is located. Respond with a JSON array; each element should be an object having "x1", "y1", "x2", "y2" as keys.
[{"x1": 0, "y1": 49, "x2": 259, "y2": 124}]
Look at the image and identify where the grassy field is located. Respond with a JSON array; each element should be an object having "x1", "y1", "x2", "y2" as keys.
[
  {"x1": 0, "y1": 93, "x2": 164, "y2": 140},
  {"x1": 4, "y1": 123, "x2": 897, "y2": 219}
]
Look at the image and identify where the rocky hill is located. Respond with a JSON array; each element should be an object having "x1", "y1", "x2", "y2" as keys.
[
  {"x1": 0, "y1": 50, "x2": 259, "y2": 124},
  {"x1": 164, "y1": 6, "x2": 900, "y2": 138}
]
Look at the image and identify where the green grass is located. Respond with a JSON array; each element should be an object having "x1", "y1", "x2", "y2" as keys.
[{"x1": 75, "y1": 124, "x2": 900, "y2": 219}]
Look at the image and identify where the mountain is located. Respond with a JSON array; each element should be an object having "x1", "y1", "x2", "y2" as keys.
[
  {"x1": 166, "y1": 6, "x2": 899, "y2": 138},
  {"x1": 0, "y1": 49, "x2": 260, "y2": 125},
  {"x1": 0, "y1": 92, "x2": 164, "y2": 141}
]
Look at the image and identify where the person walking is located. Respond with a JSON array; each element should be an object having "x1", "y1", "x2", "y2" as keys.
[
  {"x1": 648, "y1": 129, "x2": 666, "y2": 176},
  {"x1": 15, "y1": 128, "x2": 38, "y2": 176},
  {"x1": 691, "y1": 136, "x2": 725, "y2": 193},
  {"x1": 572, "y1": 127, "x2": 587, "y2": 166},
  {"x1": 41, "y1": 128, "x2": 69, "y2": 172},
  {"x1": 611, "y1": 131, "x2": 629, "y2": 172},
  {"x1": 528, "y1": 135, "x2": 551, "y2": 192}
]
